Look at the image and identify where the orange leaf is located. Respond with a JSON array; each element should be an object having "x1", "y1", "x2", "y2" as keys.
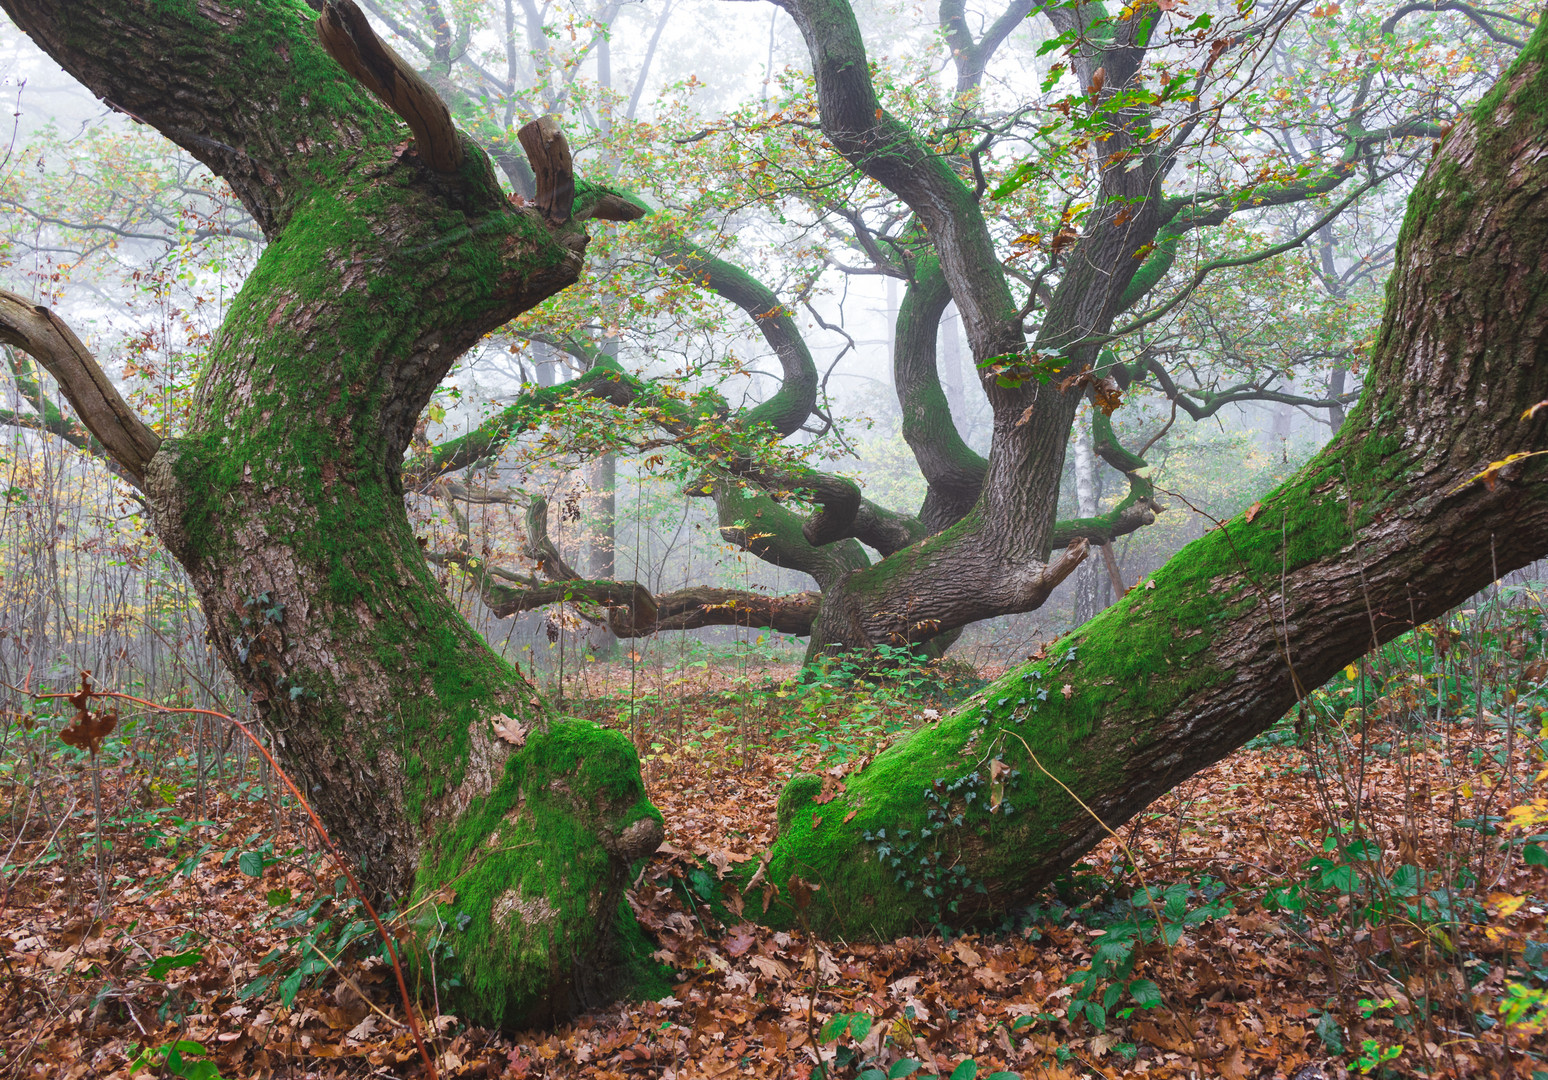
[{"x1": 1244, "y1": 500, "x2": 1262, "y2": 523}]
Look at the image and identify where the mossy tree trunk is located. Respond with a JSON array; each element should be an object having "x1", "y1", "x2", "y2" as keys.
[
  {"x1": 758, "y1": 23, "x2": 1548, "y2": 937},
  {"x1": 0, "y1": 0, "x2": 660, "y2": 1029}
]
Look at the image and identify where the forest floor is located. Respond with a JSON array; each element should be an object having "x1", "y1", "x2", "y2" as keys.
[{"x1": 2, "y1": 638, "x2": 1547, "y2": 1080}]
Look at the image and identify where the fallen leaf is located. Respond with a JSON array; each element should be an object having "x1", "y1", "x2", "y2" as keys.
[
  {"x1": 1245, "y1": 500, "x2": 1262, "y2": 523},
  {"x1": 1061, "y1": 683, "x2": 1074, "y2": 699},
  {"x1": 812, "y1": 775, "x2": 845, "y2": 805},
  {"x1": 725, "y1": 925, "x2": 758, "y2": 957}
]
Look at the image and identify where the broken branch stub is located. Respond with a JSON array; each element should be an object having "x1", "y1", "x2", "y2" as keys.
[
  {"x1": 317, "y1": 0, "x2": 466, "y2": 174},
  {"x1": 518, "y1": 117, "x2": 575, "y2": 225},
  {"x1": 0, "y1": 291, "x2": 162, "y2": 489}
]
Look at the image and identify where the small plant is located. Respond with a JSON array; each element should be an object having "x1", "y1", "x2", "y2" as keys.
[
  {"x1": 127, "y1": 1039, "x2": 224, "y2": 1079},
  {"x1": 1063, "y1": 878, "x2": 1228, "y2": 1033},
  {"x1": 814, "y1": 1010, "x2": 1019, "y2": 1080},
  {"x1": 1353, "y1": 1037, "x2": 1403, "y2": 1074}
]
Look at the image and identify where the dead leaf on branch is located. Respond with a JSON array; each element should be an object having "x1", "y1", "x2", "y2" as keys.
[
  {"x1": 60, "y1": 708, "x2": 118, "y2": 755},
  {"x1": 58, "y1": 670, "x2": 117, "y2": 755},
  {"x1": 1056, "y1": 367, "x2": 1123, "y2": 414}
]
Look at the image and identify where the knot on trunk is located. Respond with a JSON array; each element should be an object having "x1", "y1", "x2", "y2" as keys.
[
  {"x1": 145, "y1": 442, "x2": 196, "y2": 567},
  {"x1": 602, "y1": 816, "x2": 665, "y2": 862}
]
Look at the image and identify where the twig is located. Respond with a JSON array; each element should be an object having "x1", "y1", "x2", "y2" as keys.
[{"x1": 14, "y1": 677, "x2": 439, "y2": 1080}]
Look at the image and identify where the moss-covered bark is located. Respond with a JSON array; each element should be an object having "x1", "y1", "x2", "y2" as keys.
[
  {"x1": 1, "y1": 0, "x2": 662, "y2": 1027},
  {"x1": 753, "y1": 20, "x2": 1548, "y2": 936}
]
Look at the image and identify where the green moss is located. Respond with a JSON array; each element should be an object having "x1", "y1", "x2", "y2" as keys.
[
  {"x1": 411, "y1": 719, "x2": 661, "y2": 1029},
  {"x1": 776, "y1": 774, "x2": 823, "y2": 834}
]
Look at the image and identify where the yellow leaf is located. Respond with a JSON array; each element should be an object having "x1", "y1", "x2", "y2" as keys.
[
  {"x1": 1491, "y1": 893, "x2": 1527, "y2": 917},
  {"x1": 1345, "y1": 663, "x2": 1359, "y2": 681}
]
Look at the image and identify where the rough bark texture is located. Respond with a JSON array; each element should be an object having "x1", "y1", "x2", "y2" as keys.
[
  {"x1": 752, "y1": 23, "x2": 1548, "y2": 938},
  {"x1": 0, "y1": 0, "x2": 661, "y2": 1030}
]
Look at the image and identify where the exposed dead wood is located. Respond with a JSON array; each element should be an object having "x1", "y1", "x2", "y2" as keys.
[
  {"x1": 518, "y1": 116, "x2": 575, "y2": 225},
  {"x1": 0, "y1": 291, "x2": 161, "y2": 489},
  {"x1": 576, "y1": 192, "x2": 648, "y2": 223},
  {"x1": 317, "y1": 0, "x2": 466, "y2": 173}
]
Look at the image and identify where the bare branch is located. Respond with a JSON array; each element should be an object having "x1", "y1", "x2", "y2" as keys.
[
  {"x1": 0, "y1": 291, "x2": 161, "y2": 488},
  {"x1": 317, "y1": 0, "x2": 466, "y2": 173}
]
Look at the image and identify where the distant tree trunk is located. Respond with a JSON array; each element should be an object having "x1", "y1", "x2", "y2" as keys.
[
  {"x1": 1072, "y1": 417, "x2": 1100, "y2": 624},
  {"x1": 938, "y1": 303, "x2": 969, "y2": 436},
  {"x1": 1327, "y1": 363, "x2": 1349, "y2": 431},
  {"x1": 752, "y1": 27, "x2": 1548, "y2": 937}
]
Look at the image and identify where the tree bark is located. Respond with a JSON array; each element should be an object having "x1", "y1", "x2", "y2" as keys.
[
  {"x1": 0, "y1": 0, "x2": 660, "y2": 1029},
  {"x1": 750, "y1": 24, "x2": 1548, "y2": 938}
]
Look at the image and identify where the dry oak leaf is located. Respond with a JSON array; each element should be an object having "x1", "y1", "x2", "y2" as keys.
[
  {"x1": 491, "y1": 713, "x2": 527, "y2": 747},
  {"x1": 1061, "y1": 683, "x2": 1074, "y2": 699},
  {"x1": 60, "y1": 709, "x2": 118, "y2": 756},
  {"x1": 812, "y1": 775, "x2": 846, "y2": 805},
  {"x1": 1244, "y1": 500, "x2": 1262, "y2": 523}
]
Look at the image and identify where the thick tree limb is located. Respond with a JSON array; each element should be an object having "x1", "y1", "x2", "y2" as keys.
[
  {"x1": 0, "y1": 292, "x2": 160, "y2": 489},
  {"x1": 436, "y1": 495, "x2": 822, "y2": 637},
  {"x1": 518, "y1": 116, "x2": 574, "y2": 225},
  {"x1": 318, "y1": 0, "x2": 466, "y2": 173}
]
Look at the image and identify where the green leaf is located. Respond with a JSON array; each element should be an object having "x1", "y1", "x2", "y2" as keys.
[
  {"x1": 949, "y1": 1061, "x2": 978, "y2": 1080},
  {"x1": 279, "y1": 966, "x2": 305, "y2": 1007},
  {"x1": 848, "y1": 1012, "x2": 874, "y2": 1042},
  {"x1": 236, "y1": 973, "x2": 274, "y2": 1001},
  {"x1": 265, "y1": 887, "x2": 292, "y2": 906},
  {"x1": 1036, "y1": 29, "x2": 1077, "y2": 56},
  {"x1": 238, "y1": 850, "x2": 265, "y2": 877},
  {"x1": 1314, "y1": 1011, "x2": 1344, "y2": 1054},
  {"x1": 890, "y1": 1060, "x2": 922, "y2": 1079},
  {"x1": 986, "y1": 1073, "x2": 1022, "y2": 1080},
  {"x1": 146, "y1": 949, "x2": 203, "y2": 980},
  {"x1": 858, "y1": 1071, "x2": 887, "y2": 1080},
  {"x1": 1525, "y1": 842, "x2": 1548, "y2": 867},
  {"x1": 819, "y1": 1013, "x2": 852, "y2": 1043},
  {"x1": 1084, "y1": 1001, "x2": 1107, "y2": 1031},
  {"x1": 1129, "y1": 978, "x2": 1163, "y2": 1009}
]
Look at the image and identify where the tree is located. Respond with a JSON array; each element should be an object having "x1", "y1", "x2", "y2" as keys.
[
  {"x1": 3, "y1": 0, "x2": 1548, "y2": 1034},
  {"x1": 377, "y1": 0, "x2": 1513, "y2": 653}
]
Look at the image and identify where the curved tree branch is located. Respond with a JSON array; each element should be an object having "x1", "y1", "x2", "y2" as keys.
[
  {"x1": 318, "y1": 0, "x2": 466, "y2": 173},
  {"x1": 0, "y1": 292, "x2": 160, "y2": 489}
]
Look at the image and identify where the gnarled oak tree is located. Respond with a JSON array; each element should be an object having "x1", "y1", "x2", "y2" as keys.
[{"x1": 3, "y1": 0, "x2": 1548, "y2": 1033}]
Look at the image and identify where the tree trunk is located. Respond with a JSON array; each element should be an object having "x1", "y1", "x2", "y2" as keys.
[
  {"x1": 0, "y1": 0, "x2": 660, "y2": 1029},
  {"x1": 752, "y1": 27, "x2": 1548, "y2": 937},
  {"x1": 1072, "y1": 416, "x2": 1099, "y2": 624}
]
